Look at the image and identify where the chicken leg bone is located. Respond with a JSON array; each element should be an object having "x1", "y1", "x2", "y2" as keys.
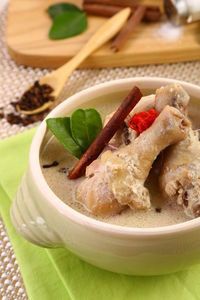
[
  {"x1": 155, "y1": 83, "x2": 190, "y2": 115},
  {"x1": 76, "y1": 105, "x2": 189, "y2": 216},
  {"x1": 160, "y1": 129, "x2": 200, "y2": 218},
  {"x1": 156, "y1": 83, "x2": 200, "y2": 218}
]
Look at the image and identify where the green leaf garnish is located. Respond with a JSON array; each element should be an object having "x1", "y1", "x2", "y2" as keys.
[
  {"x1": 48, "y1": 3, "x2": 82, "y2": 19},
  {"x1": 70, "y1": 109, "x2": 102, "y2": 151},
  {"x1": 49, "y1": 11, "x2": 87, "y2": 40},
  {"x1": 47, "y1": 2, "x2": 87, "y2": 40},
  {"x1": 46, "y1": 109, "x2": 103, "y2": 159},
  {"x1": 46, "y1": 117, "x2": 83, "y2": 159}
]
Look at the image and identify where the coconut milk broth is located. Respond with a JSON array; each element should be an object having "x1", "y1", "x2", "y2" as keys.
[{"x1": 40, "y1": 90, "x2": 200, "y2": 228}]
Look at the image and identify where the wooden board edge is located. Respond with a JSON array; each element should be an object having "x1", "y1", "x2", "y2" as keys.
[{"x1": 6, "y1": 41, "x2": 200, "y2": 69}]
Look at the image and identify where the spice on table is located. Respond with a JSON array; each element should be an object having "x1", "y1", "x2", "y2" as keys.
[
  {"x1": 128, "y1": 108, "x2": 158, "y2": 134},
  {"x1": 155, "y1": 207, "x2": 162, "y2": 213},
  {"x1": 22, "y1": 113, "x2": 46, "y2": 126},
  {"x1": 5, "y1": 111, "x2": 47, "y2": 126},
  {"x1": 111, "y1": 5, "x2": 146, "y2": 52},
  {"x1": 10, "y1": 101, "x2": 18, "y2": 109},
  {"x1": 68, "y1": 86, "x2": 143, "y2": 179},
  {"x1": 6, "y1": 113, "x2": 23, "y2": 125},
  {"x1": 0, "y1": 100, "x2": 47, "y2": 126}
]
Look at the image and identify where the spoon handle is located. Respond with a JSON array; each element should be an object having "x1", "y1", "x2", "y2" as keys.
[{"x1": 48, "y1": 8, "x2": 131, "y2": 96}]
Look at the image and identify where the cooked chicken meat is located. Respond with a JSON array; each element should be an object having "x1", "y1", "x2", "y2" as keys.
[
  {"x1": 155, "y1": 83, "x2": 190, "y2": 115},
  {"x1": 160, "y1": 130, "x2": 200, "y2": 218},
  {"x1": 76, "y1": 106, "x2": 189, "y2": 216},
  {"x1": 104, "y1": 94, "x2": 155, "y2": 148},
  {"x1": 76, "y1": 159, "x2": 126, "y2": 216},
  {"x1": 156, "y1": 83, "x2": 200, "y2": 218}
]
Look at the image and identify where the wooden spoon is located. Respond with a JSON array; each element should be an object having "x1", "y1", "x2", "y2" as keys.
[{"x1": 17, "y1": 8, "x2": 131, "y2": 115}]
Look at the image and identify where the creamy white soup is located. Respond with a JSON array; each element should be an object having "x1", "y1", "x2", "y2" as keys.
[{"x1": 40, "y1": 89, "x2": 200, "y2": 228}]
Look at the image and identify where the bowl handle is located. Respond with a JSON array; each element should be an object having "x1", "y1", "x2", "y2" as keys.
[{"x1": 10, "y1": 170, "x2": 63, "y2": 247}]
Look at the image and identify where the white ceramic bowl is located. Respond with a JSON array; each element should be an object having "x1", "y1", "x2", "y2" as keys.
[{"x1": 11, "y1": 77, "x2": 200, "y2": 276}]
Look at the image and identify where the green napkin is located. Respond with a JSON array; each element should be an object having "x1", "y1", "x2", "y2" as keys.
[{"x1": 1, "y1": 128, "x2": 200, "y2": 300}]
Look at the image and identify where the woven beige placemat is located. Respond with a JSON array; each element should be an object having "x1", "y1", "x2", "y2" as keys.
[{"x1": 1, "y1": 1, "x2": 200, "y2": 299}]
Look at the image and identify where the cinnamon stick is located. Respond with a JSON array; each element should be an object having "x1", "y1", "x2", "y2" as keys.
[
  {"x1": 83, "y1": 0, "x2": 161, "y2": 22},
  {"x1": 84, "y1": 0, "x2": 143, "y2": 7},
  {"x1": 111, "y1": 6, "x2": 146, "y2": 52},
  {"x1": 143, "y1": 6, "x2": 162, "y2": 22},
  {"x1": 83, "y1": 3, "x2": 161, "y2": 22},
  {"x1": 83, "y1": 3, "x2": 134, "y2": 18},
  {"x1": 68, "y1": 86, "x2": 142, "y2": 179}
]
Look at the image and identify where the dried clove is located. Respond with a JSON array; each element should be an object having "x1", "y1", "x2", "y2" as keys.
[
  {"x1": 18, "y1": 81, "x2": 54, "y2": 111},
  {"x1": 155, "y1": 207, "x2": 162, "y2": 213},
  {"x1": 42, "y1": 161, "x2": 59, "y2": 168},
  {"x1": 58, "y1": 167, "x2": 69, "y2": 174}
]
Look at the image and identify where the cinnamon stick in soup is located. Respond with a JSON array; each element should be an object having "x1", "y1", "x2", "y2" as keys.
[
  {"x1": 68, "y1": 86, "x2": 142, "y2": 179},
  {"x1": 111, "y1": 6, "x2": 146, "y2": 52}
]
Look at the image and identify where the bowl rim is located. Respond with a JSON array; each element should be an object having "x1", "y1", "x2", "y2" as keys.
[{"x1": 30, "y1": 76, "x2": 200, "y2": 237}]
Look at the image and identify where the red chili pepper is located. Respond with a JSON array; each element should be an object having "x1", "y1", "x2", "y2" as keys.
[{"x1": 128, "y1": 109, "x2": 158, "y2": 134}]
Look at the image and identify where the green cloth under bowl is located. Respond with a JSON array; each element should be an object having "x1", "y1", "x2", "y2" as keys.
[{"x1": 0, "y1": 128, "x2": 200, "y2": 300}]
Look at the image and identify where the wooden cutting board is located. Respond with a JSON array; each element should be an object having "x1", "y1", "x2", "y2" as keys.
[{"x1": 6, "y1": 0, "x2": 200, "y2": 68}]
